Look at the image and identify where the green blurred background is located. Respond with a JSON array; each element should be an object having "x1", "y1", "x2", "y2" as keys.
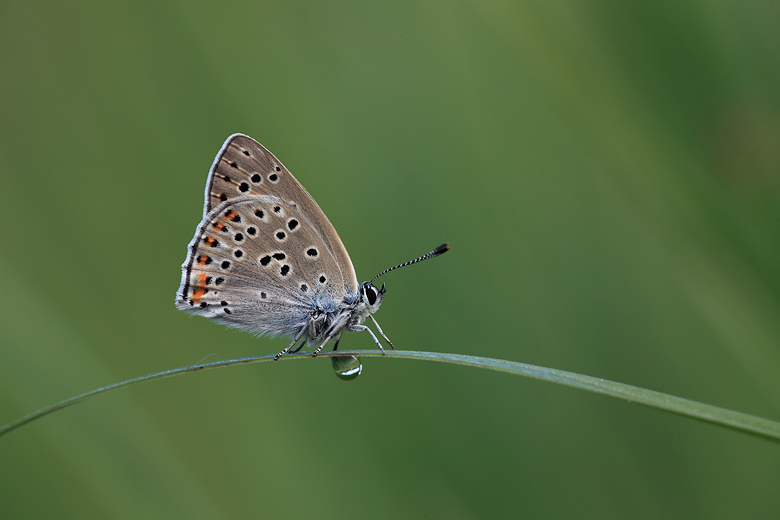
[{"x1": 2, "y1": 0, "x2": 779, "y2": 518}]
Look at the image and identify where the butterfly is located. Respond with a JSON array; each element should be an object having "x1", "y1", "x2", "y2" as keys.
[{"x1": 176, "y1": 134, "x2": 449, "y2": 359}]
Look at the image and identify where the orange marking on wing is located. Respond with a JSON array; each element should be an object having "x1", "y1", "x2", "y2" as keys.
[
  {"x1": 224, "y1": 210, "x2": 239, "y2": 221},
  {"x1": 197, "y1": 273, "x2": 207, "y2": 285},
  {"x1": 192, "y1": 287, "x2": 207, "y2": 299},
  {"x1": 197, "y1": 255, "x2": 210, "y2": 266},
  {"x1": 212, "y1": 222, "x2": 226, "y2": 231},
  {"x1": 204, "y1": 236, "x2": 218, "y2": 247}
]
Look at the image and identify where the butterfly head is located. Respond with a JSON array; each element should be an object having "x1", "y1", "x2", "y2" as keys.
[{"x1": 359, "y1": 281, "x2": 386, "y2": 314}]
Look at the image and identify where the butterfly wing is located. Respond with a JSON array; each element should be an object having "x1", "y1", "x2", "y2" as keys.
[
  {"x1": 177, "y1": 194, "x2": 352, "y2": 337},
  {"x1": 202, "y1": 134, "x2": 358, "y2": 293}
]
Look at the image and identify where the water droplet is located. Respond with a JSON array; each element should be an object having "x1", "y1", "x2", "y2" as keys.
[{"x1": 332, "y1": 355, "x2": 362, "y2": 381}]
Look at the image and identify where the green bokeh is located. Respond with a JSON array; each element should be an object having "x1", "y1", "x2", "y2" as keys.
[{"x1": 2, "y1": 1, "x2": 779, "y2": 518}]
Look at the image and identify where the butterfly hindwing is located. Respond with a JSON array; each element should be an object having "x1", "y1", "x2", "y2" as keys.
[{"x1": 177, "y1": 194, "x2": 349, "y2": 337}]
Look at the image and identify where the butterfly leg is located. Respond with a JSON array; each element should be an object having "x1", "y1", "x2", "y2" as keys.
[
  {"x1": 310, "y1": 335, "x2": 344, "y2": 356},
  {"x1": 368, "y1": 315, "x2": 395, "y2": 350},
  {"x1": 290, "y1": 339, "x2": 307, "y2": 354},
  {"x1": 285, "y1": 318, "x2": 318, "y2": 354},
  {"x1": 310, "y1": 336, "x2": 343, "y2": 357},
  {"x1": 312, "y1": 330, "x2": 343, "y2": 357},
  {"x1": 274, "y1": 327, "x2": 307, "y2": 360},
  {"x1": 350, "y1": 324, "x2": 387, "y2": 355}
]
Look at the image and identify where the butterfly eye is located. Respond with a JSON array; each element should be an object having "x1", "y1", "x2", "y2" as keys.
[{"x1": 365, "y1": 286, "x2": 378, "y2": 306}]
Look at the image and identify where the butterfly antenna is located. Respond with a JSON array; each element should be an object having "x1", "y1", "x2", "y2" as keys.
[{"x1": 370, "y1": 243, "x2": 450, "y2": 285}]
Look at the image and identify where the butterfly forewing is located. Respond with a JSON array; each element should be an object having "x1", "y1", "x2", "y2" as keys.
[{"x1": 203, "y1": 134, "x2": 357, "y2": 293}]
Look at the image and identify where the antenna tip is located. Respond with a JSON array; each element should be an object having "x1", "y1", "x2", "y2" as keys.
[{"x1": 432, "y1": 243, "x2": 450, "y2": 256}]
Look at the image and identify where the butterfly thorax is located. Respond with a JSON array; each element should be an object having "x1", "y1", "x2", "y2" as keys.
[{"x1": 305, "y1": 281, "x2": 385, "y2": 347}]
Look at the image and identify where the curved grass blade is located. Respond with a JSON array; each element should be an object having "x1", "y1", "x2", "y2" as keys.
[{"x1": 2, "y1": 350, "x2": 779, "y2": 442}]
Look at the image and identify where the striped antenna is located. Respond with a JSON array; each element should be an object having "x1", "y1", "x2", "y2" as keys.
[{"x1": 369, "y1": 243, "x2": 450, "y2": 285}]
